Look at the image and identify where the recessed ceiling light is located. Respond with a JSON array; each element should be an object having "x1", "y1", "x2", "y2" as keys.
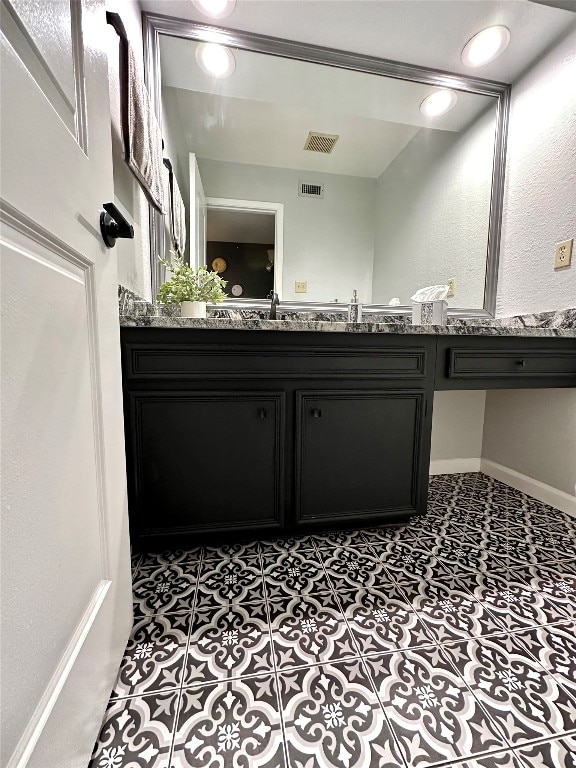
[
  {"x1": 195, "y1": 42, "x2": 236, "y2": 78},
  {"x1": 192, "y1": 0, "x2": 236, "y2": 19},
  {"x1": 420, "y1": 89, "x2": 457, "y2": 118},
  {"x1": 462, "y1": 26, "x2": 510, "y2": 68}
]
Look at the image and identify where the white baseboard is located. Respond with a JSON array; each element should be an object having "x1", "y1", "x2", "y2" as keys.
[
  {"x1": 429, "y1": 458, "x2": 481, "y2": 476},
  {"x1": 480, "y1": 459, "x2": 576, "y2": 518}
]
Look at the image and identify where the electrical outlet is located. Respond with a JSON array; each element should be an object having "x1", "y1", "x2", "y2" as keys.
[
  {"x1": 555, "y1": 239, "x2": 573, "y2": 269},
  {"x1": 447, "y1": 278, "x2": 456, "y2": 298},
  {"x1": 294, "y1": 281, "x2": 307, "y2": 293}
]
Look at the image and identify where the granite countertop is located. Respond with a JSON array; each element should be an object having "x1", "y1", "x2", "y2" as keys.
[
  {"x1": 118, "y1": 289, "x2": 576, "y2": 338},
  {"x1": 119, "y1": 315, "x2": 576, "y2": 338}
]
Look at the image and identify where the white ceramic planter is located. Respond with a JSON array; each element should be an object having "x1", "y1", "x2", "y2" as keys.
[{"x1": 181, "y1": 301, "x2": 207, "y2": 318}]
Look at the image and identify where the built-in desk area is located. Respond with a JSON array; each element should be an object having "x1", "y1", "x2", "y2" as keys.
[{"x1": 120, "y1": 320, "x2": 576, "y2": 551}]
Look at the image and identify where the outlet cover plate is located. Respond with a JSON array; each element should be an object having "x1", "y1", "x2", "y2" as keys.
[
  {"x1": 554, "y1": 239, "x2": 573, "y2": 269},
  {"x1": 294, "y1": 281, "x2": 307, "y2": 293}
]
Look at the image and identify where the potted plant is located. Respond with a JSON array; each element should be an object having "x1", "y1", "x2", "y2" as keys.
[{"x1": 157, "y1": 253, "x2": 227, "y2": 318}]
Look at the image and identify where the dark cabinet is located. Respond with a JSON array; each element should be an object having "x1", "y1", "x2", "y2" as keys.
[
  {"x1": 435, "y1": 336, "x2": 576, "y2": 390},
  {"x1": 295, "y1": 390, "x2": 426, "y2": 525},
  {"x1": 121, "y1": 329, "x2": 434, "y2": 548},
  {"x1": 127, "y1": 391, "x2": 285, "y2": 540},
  {"x1": 121, "y1": 327, "x2": 576, "y2": 549}
]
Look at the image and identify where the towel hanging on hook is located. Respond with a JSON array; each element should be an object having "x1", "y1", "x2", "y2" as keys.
[
  {"x1": 106, "y1": 11, "x2": 165, "y2": 214},
  {"x1": 163, "y1": 158, "x2": 187, "y2": 257}
]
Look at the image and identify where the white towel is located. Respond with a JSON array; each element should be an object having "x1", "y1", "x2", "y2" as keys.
[{"x1": 126, "y1": 46, "x2": 165, "y2": 213}]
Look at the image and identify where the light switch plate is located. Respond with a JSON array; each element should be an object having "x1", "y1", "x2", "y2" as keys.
[
  {"x1": 554, "y1": 239, "x2": 573, "y2": 269},
  {"x1": 294, "y1": 281, "x2": 307, "y2": 293}
]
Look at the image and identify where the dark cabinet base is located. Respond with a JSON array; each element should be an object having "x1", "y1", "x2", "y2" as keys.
[
  {"x1": 296, "y1": 389, "x2": 426, "y2": 524},
  {"x1": 128, "y1": 391, "x2": 285, "y2": 540},
  {"x1": 121, "y1": 327, "x2": 575, "y2": 551},
  {"x1": 122, "y1": 329, "x2": 435, "y2": 549}
]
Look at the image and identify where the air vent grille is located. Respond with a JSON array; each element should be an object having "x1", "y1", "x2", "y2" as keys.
[
  {"x1": 299, "y1": 182, "x2": 324, "y2": 199},
  {"x1": 303, "y1": 131, "x2": 339, "y2": 154}
]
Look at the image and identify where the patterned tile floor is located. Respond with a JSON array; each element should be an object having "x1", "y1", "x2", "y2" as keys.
[{"x1": 90, "y1": 473, "x2": 576, "y2": 768}]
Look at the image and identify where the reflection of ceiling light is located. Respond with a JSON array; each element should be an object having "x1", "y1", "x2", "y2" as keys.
[
  {"x1": 419, "y1": 89, "x2": 457, "y2": 118},
  {"x1": 462, "y1": 26, "x2": 510, "y2": 68},
  {"x1": 195, "y1": 43, "x2": 236, "y2": 78},
  {"x1": 192, "y1": 0, "x2": 236, "y2": 19}
]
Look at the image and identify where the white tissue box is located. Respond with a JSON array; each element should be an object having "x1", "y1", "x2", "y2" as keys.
[{"x1": 411, "y1": 300, "x2": 448, "y2": 325}]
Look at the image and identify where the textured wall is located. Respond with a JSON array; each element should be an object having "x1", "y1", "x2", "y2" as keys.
[
  {"x1": 482, "y1": 27, "x2": 576, "y2": 497},
  {"x1": 372, "y1": 111, "x2": 495, "y2": 307},
  {"x1": 496, "y1": 25, "x2": 576, "y2": 318},
  {"x1": 198, "y1": 158, "x2": 377, "y2": 303},
  {"x1": 106, "y1": 0, "x2": 152, "y2": 300}
]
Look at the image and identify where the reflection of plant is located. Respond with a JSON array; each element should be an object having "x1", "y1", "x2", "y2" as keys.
[{"x1": 157, "y1": 253, "x2": 227, "y2": 304}]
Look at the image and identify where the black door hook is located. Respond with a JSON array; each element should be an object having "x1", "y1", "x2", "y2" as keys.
[{"x1": 100, "y1": 202, "x2": 134, "y2": 248}]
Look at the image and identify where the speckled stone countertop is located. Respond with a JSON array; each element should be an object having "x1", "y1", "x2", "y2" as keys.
[
  {"x1": 119, "y1": 316, "x2": 576, "y2": 338},
  {"x1": 118, "y1": 288, "x2": 576, "y2": 338}
]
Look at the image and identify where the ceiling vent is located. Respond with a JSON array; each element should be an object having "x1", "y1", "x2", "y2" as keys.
[
  {"x1": 299, "y1": 181, "x2": 324, "y2": 199},
  {"x1": 303, "y1": 131, "x2": 339, "y2": 154}
]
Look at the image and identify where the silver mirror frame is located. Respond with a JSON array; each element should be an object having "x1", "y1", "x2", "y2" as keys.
[{"x1": 143, "y1": 12, "x2": 510, "y2": 318}]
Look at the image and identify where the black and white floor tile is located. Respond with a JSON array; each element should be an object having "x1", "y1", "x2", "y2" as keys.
[
  {"x1": 92, "y1": 473, "x2": 576, "y2": 767},
  {"x1": 268, "y1": 591, "x2": 357, "y2": 669}
]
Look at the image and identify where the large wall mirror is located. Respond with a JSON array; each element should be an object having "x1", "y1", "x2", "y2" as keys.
[{"x1": 144, "y1": 14, "x2": 510, "y2": 317}]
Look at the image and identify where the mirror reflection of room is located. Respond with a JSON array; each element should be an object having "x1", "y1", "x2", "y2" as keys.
[{"x1": 159, "y1": 35, "x2": 498, "y2": 308}]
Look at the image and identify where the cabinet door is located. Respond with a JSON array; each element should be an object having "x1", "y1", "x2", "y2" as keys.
[
  {"x1": 128, "y1": 392, "x2": 284, "y2": 539},
  {"x1": 296, "y1": 390, "x2": 426, "y2": 525}
]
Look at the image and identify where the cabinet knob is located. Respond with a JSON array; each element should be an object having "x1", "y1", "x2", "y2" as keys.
[
  {"x1": 260, "y1": 408, "x2": 268, "y2": 419},
  {"x1": 516, "y1": 359, "x2": 526, "y2": 368},
  {"x1": 312, "y1": 408, "x2": 322, "y2": 418}
]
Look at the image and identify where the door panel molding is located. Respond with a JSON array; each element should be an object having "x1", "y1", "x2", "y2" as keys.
[
  {"x1": 1, "y1": 200, "x2": 111, "y2": 577},
  {"x1": 7, "y1": 581, "x2": 111, "y2": 768},
  {"x1": 0, "y1": 1, "x2": 87, "y2": 149}
]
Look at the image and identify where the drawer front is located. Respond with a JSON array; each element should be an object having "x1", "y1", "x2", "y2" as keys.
[
  {"x1": 124, "y1": 343, "x2": 429, "y2": 380},
  {"x1": 448, "y1": 348, "x2": 576, "y2": 379}
]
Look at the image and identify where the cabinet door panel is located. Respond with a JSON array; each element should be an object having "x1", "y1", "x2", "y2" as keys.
[
  {"x1": 296, "y1": 390, "x2": 424, "y2": 524},
  {"x1": 129, "y1": 392, "x2": 284, "y2": 538}
]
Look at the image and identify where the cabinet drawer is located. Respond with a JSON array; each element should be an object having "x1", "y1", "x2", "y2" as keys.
[
  {"x1": 124, "y1": 343, "x2": 429, "y2": 380},
  {"x1": 448, "y1": 348, "x2": 576, "y2": 380}
]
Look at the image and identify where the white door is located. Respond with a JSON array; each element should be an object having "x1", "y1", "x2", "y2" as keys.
[
  {"x1": 189, "y1": 152, "x2": 207, "y2": 269},
  {"x1": 1, "y1": 2, "x2": 132, "y2": 767}
]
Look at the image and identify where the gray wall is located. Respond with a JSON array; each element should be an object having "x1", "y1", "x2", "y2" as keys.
[
  {"x1": 431, "y1": 391, "x2": 486, "y2": 462},
  {"x1": 482, "y1": 27, "x2": 576, "y2": 497},
  {"x1": 371, "y1": 110, "x2": 494, "y2": 307},
  {"x1": 482, "y1": 390, "x2": 576, "y2": 496},
  {"x1": 197, "y1": 158, "x2": 377, "y2": 303}
]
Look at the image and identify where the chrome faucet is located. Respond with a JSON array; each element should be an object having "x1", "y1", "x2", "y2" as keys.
[{"x1": 269, "y1": 291, "x2": 279, "y2": 320}]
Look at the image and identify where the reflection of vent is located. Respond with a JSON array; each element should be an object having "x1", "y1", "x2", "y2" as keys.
[
  {"x1": 299, "y1": 181, "x2": 324, "y2": 198},
  {"x1": 303, "y1": 131, "x2": 339, "y2": 153}
]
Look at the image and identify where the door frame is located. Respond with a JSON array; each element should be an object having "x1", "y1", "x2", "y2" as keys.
[{"x1": 205, "y1": 197, "x2": 284, "y2": 299}]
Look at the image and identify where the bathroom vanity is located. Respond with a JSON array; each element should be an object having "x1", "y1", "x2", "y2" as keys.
[{"x1": 120, "y1": 321, "x2": 576, "y2": 551}]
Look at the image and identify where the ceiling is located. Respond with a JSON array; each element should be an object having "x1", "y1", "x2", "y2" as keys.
[
  {"x1": 165, "y1": 86, "x2": 423, "y2": 178},
  {"x1": 141, "y1": 0, "x2": 576, "y2": 84},
  {"x1": 159, "y1": 33, "x2": 497, "y2": 178}
]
